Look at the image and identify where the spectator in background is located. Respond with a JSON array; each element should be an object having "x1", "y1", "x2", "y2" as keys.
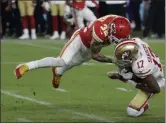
[
  {"x1": 103, "y1": 1, "x2": 127, "y2": 17},
  {"x1": 142, "y1": 0, "x2": 151, "y2": 27},
  {"x1": 18, "y1": 0, "x2": 37, "y2": 39},
  {"x1": 49, "y1": 0, "x2": 66, "y2": 40},
  {"x1": 34, "y1": 0, "x2": 47, "y2": 36},
  {"x1": 128, "y1": 0, "x2": 142, "y2": 31},
  {"x1": 1, "y1": 0, "x2": 22, "y2": 37},
  {"x1": 143, "y1": 0, "x2": 165, "y2": 39}
]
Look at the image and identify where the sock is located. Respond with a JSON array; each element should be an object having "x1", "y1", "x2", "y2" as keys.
[
  {"x1": 52, "y1": 16, "x2": 58, "y2": 32},
  {"x1": 21, "y1": 16, "x2": 27, "y2": 29},
  {"x1": 25, "y1": 57, "x2": 65, "y2": 70},
  {"x1": 29, "y1": 16, "x2": 35, "y2": 29},
  {"x1": 59, "y1": 16, "x2": 66, "y2": 31}
]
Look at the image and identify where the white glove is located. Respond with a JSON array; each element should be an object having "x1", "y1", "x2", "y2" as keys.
[
  {"x1": 119, "y1": 68, "x2": 133, "y2": 80},
  {"x1": 42, "y1": 2, "x2": 50, "y2": 11}
]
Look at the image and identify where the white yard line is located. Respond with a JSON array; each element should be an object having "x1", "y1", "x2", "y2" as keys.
[
  {"x1": 16, "y1": 118, "x2": 32, "y2": 122},
  {"x1": 54, "y1": 88, "x2": 67, "y2": 92},
  {"x1": 116, "y1": 88, "x2": 132, "y2": 92},
  {"x1": 1, "y1": 90, "x2": 113, "y2": 122},
  {"x1": 12, "y1": 42, "x2": 61, "y2": 50}
]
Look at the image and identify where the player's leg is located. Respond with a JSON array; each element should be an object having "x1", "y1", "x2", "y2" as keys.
[
  {"x1": 52, "y1": 30, "x2": 91, "y2": 88},
  {"x1": 83, "y1": 7, "x2": 97, "y2": 23},
  {"x1": 50, "y1": 4, "x2": 59, "y2": 39},
  {"x1": 14, "y1": 29, "x2": 79, "y2": 80},
  {"x1": 59, "y1": 4, "x2": 66, "y2": 40},
  {"x1": 14, "y1": 57, "x2": 66, "y2": 79},
  {"x1": 127, "y1": 90, "x2": 153, "y2": 117},
  {"x1": 18, "y1": 1, "x2": 29, "y2": 39},
  {"x1": 26, "y1": 1, "x2": 36, "y2": 39},
  {"x1": 73, "y1": 9, "x2": 84, "y2": 28}
]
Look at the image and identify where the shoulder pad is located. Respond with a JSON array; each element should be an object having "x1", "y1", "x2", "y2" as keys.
[{"x1": 92, "y1": 22, "x2": 108, "y2": 42}]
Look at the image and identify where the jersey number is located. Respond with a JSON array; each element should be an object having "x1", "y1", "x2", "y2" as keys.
[
  {"x1": 137, "y1": 60, "x2": 144, "y2": 69},
  {"x1": 100, "y1": 24, "x2": 108, "y2": 36}
]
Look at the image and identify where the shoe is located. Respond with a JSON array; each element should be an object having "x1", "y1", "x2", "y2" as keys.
[
  {"x1": 50, "y1": 32, "x2": 59, "y2": 40},
  {"x1": 19, "y1": 34, "x2": 30, "y2": 40},
  {"x1": 60, "y1": 31, "x2": 66, "y2": 40},
  {"x1": 52, "y1": 67, "x2": 61, "y2": 88},
  {"x1": 31, "y1": 34, "x2": 37, "y2": 40},
  {"x1": 14, "y1": 64, "x2": 29, "y2": 79}
]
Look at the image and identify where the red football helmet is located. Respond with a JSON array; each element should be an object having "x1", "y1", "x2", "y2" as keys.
[{"x1": 108, "y1": 16, "x2": 131, "y2": 44}]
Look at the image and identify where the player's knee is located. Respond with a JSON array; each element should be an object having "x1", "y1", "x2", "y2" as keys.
[
  {"x1": 44, "y1": 57, "x2": 66, "y2": 66},
  {"x1": 56, "y1": 57, "x2": 66, "y2": 66},
  {"x1": 127, "y1": 107, "x2": 139, "y2": 117}
]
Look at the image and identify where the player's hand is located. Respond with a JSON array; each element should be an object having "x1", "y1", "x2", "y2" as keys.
[
  {"x1": 119, "y1": 68, "x2": 133, "y2": 80},
  {"x1": 107, "y1": 72, "x2": 127, "y2": 83}
]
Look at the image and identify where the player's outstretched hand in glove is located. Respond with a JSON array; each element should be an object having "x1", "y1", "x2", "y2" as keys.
[{"x1": 107, "y1": 72, "x2": 127, "y2": 83}]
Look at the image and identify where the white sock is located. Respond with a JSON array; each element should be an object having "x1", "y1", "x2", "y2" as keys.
[
  {"x1": 31, "y1": 29, "x2": 36, "y2": 35},
  {"x1": 23, "y1": 29, "x2": 29, "y2": 35},
  {"x1": 25, "y1": 57, "x2": 65, "y2": 70}
]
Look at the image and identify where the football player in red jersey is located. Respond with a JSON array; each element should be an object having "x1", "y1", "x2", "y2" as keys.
[
  {"x1": 14, "y1": 15, "x2": 131, "y2": 88},
  {"x1": 66, "y1": 0, "x2": 98, "y2": 29}
]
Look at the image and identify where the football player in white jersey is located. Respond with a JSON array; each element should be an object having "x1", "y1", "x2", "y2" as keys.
[{"x1": 107, "y1": 38, "x2": 165, "y2": 117}]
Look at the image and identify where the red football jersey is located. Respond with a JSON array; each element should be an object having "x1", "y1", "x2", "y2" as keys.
[
  {"x1": 79, "y1": 15, "x2": 119, "y2": 48},
  {"x1": 72, "y1": 0, "x2": 85, "y2": 10}
]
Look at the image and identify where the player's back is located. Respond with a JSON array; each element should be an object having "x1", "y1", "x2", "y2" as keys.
[
  {"x1": 79, "y1": 15, "x2": 119, "y2": 48},
  {"x1": 132, "y1": 38, "x2": 163, "y2": 79}
]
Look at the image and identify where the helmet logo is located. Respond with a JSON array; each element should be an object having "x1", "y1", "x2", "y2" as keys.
[
  {"x1": 122, "y1": 51, "x2": 129, "y2": 60},
  {"x1": 111, "y1": 23, "x2": 116, "y2": 34}
]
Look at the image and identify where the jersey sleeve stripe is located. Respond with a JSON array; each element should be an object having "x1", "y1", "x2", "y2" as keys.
[
  {"x1": 59, "y1": 30, "x2": 80, "y2": 57},
  {"x1": 92, "y1": 26, "x2": 103, "y2": 42}
]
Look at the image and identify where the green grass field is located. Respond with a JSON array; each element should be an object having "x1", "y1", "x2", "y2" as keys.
[{"x1": 1, "y1": 38, "x2": 165, "y2": 122}]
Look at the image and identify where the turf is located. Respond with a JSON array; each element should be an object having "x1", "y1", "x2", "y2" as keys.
[{"x1": 1, "y1": 38, "x2": 165, "y2": 122}]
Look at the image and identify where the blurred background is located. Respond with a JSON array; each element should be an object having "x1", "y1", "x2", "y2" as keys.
[{"x1": 0, "y1": 0, "x2": 165, "y2": 40}]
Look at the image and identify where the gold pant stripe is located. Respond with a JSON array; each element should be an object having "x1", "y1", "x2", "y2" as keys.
[{"x1": 59, "y1": 30, "x2": 79, "y2": 57}]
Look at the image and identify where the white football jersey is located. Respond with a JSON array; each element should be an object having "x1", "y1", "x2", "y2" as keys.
[{"x1": 132, "y1": 38, "x2": 164, "y2": 79}]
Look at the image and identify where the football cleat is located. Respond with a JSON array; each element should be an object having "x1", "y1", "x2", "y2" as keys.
[
  {"x1": 31, "y1": 34, "x2": 37, "y2": 40},
  {"x1": 14, "y1": 64, "x2": 29, "y2": 79},
  {"x1": 60, "y1": 31, "x2": 66, "y2": 40},
  {"x1": 50, "y1": 31, "x2": 59, "y2": 40},
  {"x1": 19, "y1": 34, "x2": 30, "y2": 40},
  {"x1": 52, "y1": 67, "x2": 61, "y2": 88}
]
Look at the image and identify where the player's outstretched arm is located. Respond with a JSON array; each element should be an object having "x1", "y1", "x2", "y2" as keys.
[
  {"x1": 135, "y1": 75, "x2": 160, "y2": 94},
  {"x1": 90, "y1": 40, "x2": 114, "y2": 63}
]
